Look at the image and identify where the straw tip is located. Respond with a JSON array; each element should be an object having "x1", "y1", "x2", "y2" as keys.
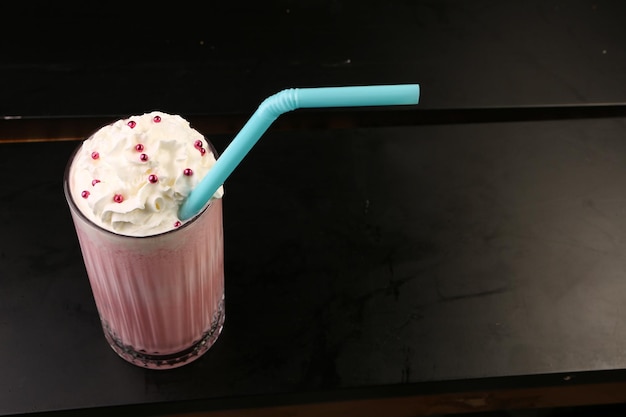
[{"x1": 406, "y1": 84, "x2": 420, "y2": 102}]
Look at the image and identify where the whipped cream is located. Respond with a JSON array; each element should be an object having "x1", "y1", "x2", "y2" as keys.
[{"x1": 69, "y1": 111, "x2": 224, "y2": 236}]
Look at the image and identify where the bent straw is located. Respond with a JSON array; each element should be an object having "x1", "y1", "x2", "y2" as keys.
[{"x1": 179, "y1": 84, "x2": 420, "y2": 220}]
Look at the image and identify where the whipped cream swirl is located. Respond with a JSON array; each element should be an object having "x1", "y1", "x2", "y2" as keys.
[{"x1": 70, "y1": 111, "x2": 224, "y2": 236}]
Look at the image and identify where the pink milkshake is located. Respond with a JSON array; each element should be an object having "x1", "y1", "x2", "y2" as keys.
[{"x1": 64, "y1": 112, "x2": 225, "y2": 369}]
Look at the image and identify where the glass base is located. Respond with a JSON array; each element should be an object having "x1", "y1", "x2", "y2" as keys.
[{"x1": 102, "y1": 300, "x2": 225, "y2": 370}]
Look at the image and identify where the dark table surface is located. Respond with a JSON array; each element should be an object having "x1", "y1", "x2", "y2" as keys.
[{"x1": 2, "y1": 1, "x2": 626, "y2": 416}]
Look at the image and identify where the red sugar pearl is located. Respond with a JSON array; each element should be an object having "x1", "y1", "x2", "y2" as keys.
[
  {"x1": 194, "y1": 140, "x2": 203, "y2": 149},
  {"x1": 81, "y1": 190, "x2": 90, "y2": 198},
  {"x1": 92, "y1": 179, "x2": 101, "y2": 186},
  {"x1": 140, "y1": 153, "x2": 149, "y2": 162},
  {"x1": 199, "y1": 147, "x2": 206, "y2": 156},
  {"x1": 153, "y1": 115, "x2": 161, "y2": 123},
  {"x1": 127, "y1": 120, "x2": 137, "y2": 128},
  {"x1": 183, "y1": 168, "x2": 193, "y2": 176},
  {"x1": 113, "y1": 194, "x2": 124, "y2": 203},
  {"x1": 91, "y1": 151, "x2": 99, "y2": 160},
  {"x1": 135, "y1": 143, "x2": 144, "y2": 152},
  {"x1": 174, "y1": 221, "x2": 182, "y2": 228},
  {"x1": 148, "y1": 174, "x2": 158, "y2": 183}
]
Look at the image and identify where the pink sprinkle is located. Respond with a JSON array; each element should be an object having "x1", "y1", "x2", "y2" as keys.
[
  {"x1": 194, "y1": 140, "x2": 203, "y2": 149},
  {"x1": 91, "y1": 179, "x2": 101, "y2": 186},
  {"x1": 183, "y1": 168, "x2": 193, "y2": 176},
  {"x1": 113, "y1": 194, "x2": 124, "y2": 203},
  {"x1": 127, "y1": 120, "x2": 137, "y2": 128},
  {"x1": 135, "y1": 144, "x2": 144, "y2": 152},
  {"x1": 140, "y1": 153, "x2": 149, "y2": 162},
  {"x1": 91, "y1": 151, "x2": 99, "y2": 160},
  {"x1": 81, "y1": 190, "x2": 90, "y2": 198},
  {"x1": 148, "y1": 174, "x2": 158, "y2": 183},
  {"x1": 153, "y1": 115, "x2": 161, "y2": 123},
  {"x1": 174, "y1": 221, "x2": 182, "y2": 228}
]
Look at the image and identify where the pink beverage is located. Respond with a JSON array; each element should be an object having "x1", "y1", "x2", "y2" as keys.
[{"x1": 63, "y1": 112, "x2": 225, "y2": 369}]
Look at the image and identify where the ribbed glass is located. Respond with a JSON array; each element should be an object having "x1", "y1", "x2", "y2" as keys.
[{"x1": 63, "y1": 140, "x2": 225, "y2": 370}]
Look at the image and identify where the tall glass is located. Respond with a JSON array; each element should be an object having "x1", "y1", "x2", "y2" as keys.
[{"x1": 63, "y1": 140, "x2": 225, "y2": 370}]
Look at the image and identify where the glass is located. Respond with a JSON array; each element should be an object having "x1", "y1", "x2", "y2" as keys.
[{"x1": 63, "y1": 139, "x2": 225, "y2": 370}]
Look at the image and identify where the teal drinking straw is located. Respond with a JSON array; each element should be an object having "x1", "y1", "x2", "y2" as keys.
[{"x1": 178, "y1": 84, "x2": 420, "y2": 220}]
